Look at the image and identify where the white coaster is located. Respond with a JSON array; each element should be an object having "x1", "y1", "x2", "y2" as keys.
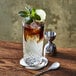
[{"x1": 20, "y1": 57, "x2": 48, "y2": 70}]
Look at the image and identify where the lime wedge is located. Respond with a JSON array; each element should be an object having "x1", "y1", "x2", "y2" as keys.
[{"x1": 36, "y1": 9, "x2": 46, "y2": 22}]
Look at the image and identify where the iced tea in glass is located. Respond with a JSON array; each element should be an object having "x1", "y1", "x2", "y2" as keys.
[{"x1": 22, "y1": 21, "x2": 44, "y2": 66}]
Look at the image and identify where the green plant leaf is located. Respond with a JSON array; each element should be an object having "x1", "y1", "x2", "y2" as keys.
[
  {"x1": 18, "y1": 11, "x2": 28, "y2": 17},
  {"x1": 31, "y1": 8, "x2": 36, "y2": 17},
  {"x1": 34, "y1": 14, "x2": 41, "y2": 20}
]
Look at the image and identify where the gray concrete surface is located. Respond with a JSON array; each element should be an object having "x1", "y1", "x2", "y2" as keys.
[{"x1": 0, "y1": 0, "x2": 76, "y2": 48}]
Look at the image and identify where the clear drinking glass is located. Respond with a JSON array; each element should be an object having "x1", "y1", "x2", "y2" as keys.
[{"x1": 22, "y1": 20, "x2": 44, "y2": 66}]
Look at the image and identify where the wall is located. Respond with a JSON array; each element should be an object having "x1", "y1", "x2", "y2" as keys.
[{"x1": 0, "y1": 0, "x2": 76, "y2": 48}]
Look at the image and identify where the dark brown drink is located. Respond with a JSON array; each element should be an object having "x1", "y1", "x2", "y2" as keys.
[{"x1": 23, "y1": 21, "x2": 44, "y2": 42}]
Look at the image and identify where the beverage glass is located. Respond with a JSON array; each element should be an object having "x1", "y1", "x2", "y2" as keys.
[{"x1": 22, "y1": 20, "x2": 44, "y2": 66}]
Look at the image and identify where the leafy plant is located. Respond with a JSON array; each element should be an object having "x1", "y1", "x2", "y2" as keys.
[{"x1": 18, "y1": 7, "x2": 41, "y2": 24}]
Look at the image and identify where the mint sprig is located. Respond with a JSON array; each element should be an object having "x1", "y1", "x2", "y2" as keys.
[
  {"x1": 18, "y1": 7, "x2": 41, "y2": 24},
  {"x1": 18, "y1": 11, "x2": 28, "y2": 17}
]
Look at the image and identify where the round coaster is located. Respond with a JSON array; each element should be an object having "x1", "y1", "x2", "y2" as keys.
[{"x1": 20, "y1": 57, "x2": 48, "y2": 70}]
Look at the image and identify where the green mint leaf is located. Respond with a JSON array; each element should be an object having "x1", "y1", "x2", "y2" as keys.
[
  {"x1": 31, "y1": 8, "x2": 36, "y2": 17},
  {"x1": 34, "y1": 14, "x2": 41, "y2": 20},
  {"x1": 18, "y1": 11, "x2": 28, "y2": 17}
]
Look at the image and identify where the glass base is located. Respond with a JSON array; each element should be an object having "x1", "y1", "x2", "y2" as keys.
[
  {"x1": 20, "y1": 57, "x2": 48, "y2": 70},
  {"x1": 24, "y1": 56, "x2": 42, "y2": 66}
]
